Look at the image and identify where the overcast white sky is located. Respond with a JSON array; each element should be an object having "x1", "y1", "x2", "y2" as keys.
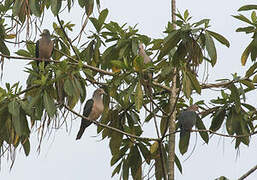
[{"x1": 1, "y1": 0, "x2": 257, "y2": 180}]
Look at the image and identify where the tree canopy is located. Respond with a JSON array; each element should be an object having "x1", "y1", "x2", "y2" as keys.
[{"x1": 0, "y1": 0, "x2": 257, "y2": 179}]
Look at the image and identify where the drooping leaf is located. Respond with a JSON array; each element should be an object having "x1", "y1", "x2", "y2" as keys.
[
  {"x1": 175, "y1": 154, "x2": 182, "y2": 174},
  {"x1": 111, "y1": 161, "x2": 122, "y2": 177},
  {"x1": 138, "y1": 142, "x2": 151, "y2": 164},
  {"x1": 0, "y1": 40, "x2": 10, "y2": 55},
  {"x1": 210, "y1": 108, "x2": 226, "y2": 131},
  {"x1": 43, "y1": 91, "x2": 56, "y2": 118},
  {"x1": 135, "y1": 81, "x2": 143, "y2": 111},
  {"x1": 109, "y1": 132, "x2": 123, "y2": 155},
  {"x1": 12, "y1": 0, "x2": 23, "y2": 16},
  {"x1": 205, "y1": 31, "x2": 217, "y2": 66},
  {"x1": 187, "y1": 71, "x2": 201, "y2": 94},
  {"x1": 85, "y1": 0, "x2": 94, "y2": 16},
  {"x1": 128, "y1": 145, "x2": 142, "y2": 180},
  {"x1": 196, "y1": 116, "x2": 209, "y2": 144},
  {"x1": 78, "y1": 0, "x2": 86, "y2": 8},
  {"x1": 158, "y1": 30, "x2": 181, "y2": 59},
  {"x1": 22, "y1": 138, "x2": 30, "y2": 156},
  {"x1": 122, "y1": 158, "x2": 129, "y2": 180},
  {"x1": 8, "y1": 100, "x2": 22, "y2": 135},
  {"x1": 245, "y1": 62, "x2": 257, "y2": 77},
  {"x1": 241, "y1": 42, "x2": 253, "y2": 65},
  {"x1": 51, "y1": 0, "x2": 62, "y2": 16},
  {"x1": 206, "y1": 30, "x2": 230, "y2": 48},
  {"x1": 179, "y1": 131, "x2": 190, "y2": 155},
  {"x1": 29, "y1": 0, "x2": 41, "y2": 17}
]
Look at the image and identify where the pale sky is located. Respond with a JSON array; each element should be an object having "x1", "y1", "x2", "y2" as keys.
[{"x1": 1, "y1": 0, "x2": 257, "y2": 180}]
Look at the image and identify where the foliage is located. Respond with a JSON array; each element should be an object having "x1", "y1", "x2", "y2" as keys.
[{"x1": 0, "y1": 1, "x2": 256, "y2": 179}]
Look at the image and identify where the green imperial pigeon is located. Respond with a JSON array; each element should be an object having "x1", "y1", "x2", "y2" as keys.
[
  {"x1": 35, "y1": 29, "x2": 54, "y2": 66},
  {"x1": 178, "y1": 104, "x2": 198, "y2": 138},
  {"x1": 76, "y1": 88, "x2": 106, "y2": 140}
]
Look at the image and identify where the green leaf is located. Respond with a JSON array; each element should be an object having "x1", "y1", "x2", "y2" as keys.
[
  {"x1": 236, "y1": 26, "x2": 255, "y2": 33},
  {"x1": 196, "y1": 116, "x2": 209, "y2": 144},
  {"x1": 51, "y1": 0, "x2": 62, "y2": 16},
  {"x1": 0, "y1": 40, "x2": 10, "y2": 55},
  {"x1": 98, "y1": 9, "x2": 108, "y2": 30},
  {"x1": 238, "y1": 5, "x2": 257, "y2": 11},
  {"x1": 193, "y1": 19, "x2": 210, "y2": 27},
  {"x1": 109, "y1": 132, "x2": 123, "y2": 155},
  {"x1": 135, "y1": 82, "x2": 143, "y2": 111},
  {"x1": 205, "y1": 32, "x2": 217, "y2": 66},
  {"x1": 90, "y1": 17, "x2": 100, "y2": 32},
  {"x1": 232, "y1": 14, "x2": 253, "y2": 25},
  {"x1": 64, "y1": 78, "x2": 74, "y2": 96},
  {"x1": 251, "y1": 11, "x2": 257, "y2": 23},
  {"x1": 111, "y1": 161, "x2": 122, "y2": 177},
  {"x1": 179, "y1": 131, "x2": 190, "y2": 155},
  {"x1": 215, "y1": 176, "x2": 230, "y2": 180},
  {"x1": 85, "y1": 0, "x2": 94, "y2": 16},
  {"x1": 241, "y1": 42, "x2": 253, "y2": 65},
  {"x1": 210, "y1": 108, "x2": 226, "y2": 131},
  {"x1": 8, "y1": 100, "x2": 22, "y2": 135},
  {"x1": 22, "y1": 138, "x2": 30, "y2": 156},
  {"x1": 187, "y1": 71, "x2": 201, "y2": 94},
  {"x1": 229, "y1": 84, "x2": 241, "y2": 112},
  {"x1": 240, "y1": 79, "x2": 255, "y2": 89},
  {"x1": 245, "y1": 62, "x2": 257, "y2": 77},
  {"x1": 158, "y1": 30, "x2": 181, "y2": 59},
  {"x1": 15, "y1": 49, "x2": 31, "y2": 57},
  {"x1": 128, "y1": 145, "x2": 142, "y2": 180},
  {"x1": 138, "y1": 143, "x2": 151, "y2": 164},
  {"x1": 29, "y1": 0, "x2": 41, "y2": 17},
  {"x1": 206, "y1": 30, "x2": 230, "y2": 48},
  {"x1": 122, "y1": 158, "x2": 129, "y2": 180},
  {"x1": 12, "y1": 0, "x2": 23, "y2": 16},
  {"x1": 43, "y1": 91, "x2": 56, "y2": 118},
  {"x1": 253, "y1": 74, "x2": 257, "y2": 83},
  {"x1": 175, "y1": 154, "x2": 182, "y2": 174},
  {"x1": 78, "y1": 0, "x2": 86, "y2": 8}
]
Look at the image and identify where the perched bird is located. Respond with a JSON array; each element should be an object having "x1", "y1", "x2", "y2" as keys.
[
  {"x1": 35, "y1": 29, "x2": 54, "y2": 66},
  {"x1": 138, "y1": 43, "x2": 153, "y2": 95},
  {"x1": 76, "y1": 88, "x2": 106, "y2": 140},
  {"x1": 178, "y1": 104, "x2": 198, "y2": 138}
]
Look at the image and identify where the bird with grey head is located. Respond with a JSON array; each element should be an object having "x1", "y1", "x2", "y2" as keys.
[
  {"x1": 178, "y1": 104, "x2": 199, "y2": 138},
  {"x1": 35, "y1": 29, "x2": 54, "y2": 67},
  {"x1": 76, "y1": 88, "x2": 106, "y2": 140}
]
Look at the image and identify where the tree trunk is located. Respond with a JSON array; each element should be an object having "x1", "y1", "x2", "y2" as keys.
[{"x1": 167, "y1": 0, "x2": 177, "y2": 180}]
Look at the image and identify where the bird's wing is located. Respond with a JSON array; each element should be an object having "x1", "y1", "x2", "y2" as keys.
[
  {"x1": 35, "y1": 40, "x2": 39, "y2": 58},
  {"x1": 76, "y1": 99, "x2": 94, "y2": 140},
  {"x1": 83, "y1": 99, "x2": 94, "y2": 117}
]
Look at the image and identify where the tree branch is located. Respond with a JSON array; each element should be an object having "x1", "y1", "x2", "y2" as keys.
[
  {"x1": 238, "y1": 164, "x2": 257, "y2": 180},
  {"x1": 0, "y1": 53, "x2": 114, "y2": 76},
  {"x1": 64, "y1": 104, "x2": 159, "y2": 142}
]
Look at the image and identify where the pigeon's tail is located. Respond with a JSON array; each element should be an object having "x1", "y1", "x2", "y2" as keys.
[
  {"x1": 76, "y1": 118, "x2": 92, "y2": 140},
  {"x1": 180, "y1": 128, "x2": 189, "y2": 139}
]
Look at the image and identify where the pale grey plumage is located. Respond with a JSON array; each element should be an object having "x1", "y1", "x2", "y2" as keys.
[
  {"x1": 76, "y1": 88, "x2": 106, "y2": 140},
  {"x1": 36, "y1": 29, "x2": 54, "y2": 65}
]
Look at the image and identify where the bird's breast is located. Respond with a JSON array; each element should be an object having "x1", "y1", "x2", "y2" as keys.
[{"x1": 88, "y1": 99, "x2": 104, "y2": 121}]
